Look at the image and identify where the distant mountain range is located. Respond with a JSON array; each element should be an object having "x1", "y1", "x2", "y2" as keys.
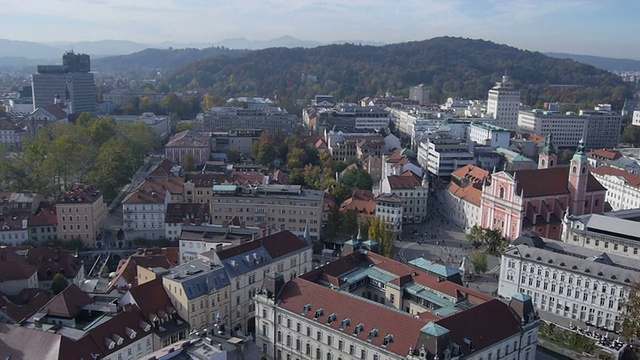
[
  {"x1": 546, "y1": 52, "x2": 640, "y2": 72},
  {"x1": 0, "y1": 37, "x2": 384, "y2": 69}
]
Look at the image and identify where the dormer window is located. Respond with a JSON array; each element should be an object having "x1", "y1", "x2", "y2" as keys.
[
  {"x1": 353, "y1": 323, "x2": 364, "y2": 336},
  {"x1": 367, "y1": 328, "x2": 378, "y2": 342},
  {"x1": 339, "y1": 318, "x2": 350, "y2": 331},
  {"x1": 302, "y1": 304, "x2": 311, "y2": 315},
  {"x1": 327, "y1": 313, "x2": 337, "y2": 325},
  {"x1": 382, "y1": 333, "x2": 393, "y2": 347},
  {"x1": 313, "y1": 308, "x2": 324, "y2": 320}
]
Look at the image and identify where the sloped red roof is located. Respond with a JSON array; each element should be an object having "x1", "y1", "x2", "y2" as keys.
[
  {"x1": 185, "y1": 173, "x2": 232, "y2": 187},
  {"x1": 39, "y1": 284, "x2": 92, "y2": 318},
  {"x1": 277, "y1": 278, "x2": 431, "y2": 357},
  {"x1": 510, "y1": 166, "x2": 606, "y2": 197},
  {"x1": 386, "y1": 172, "x2": 422, "y2": 189},
  {"x1": 56, "y1": 184, "x2": 102, "y2": 204},
  {"x1": 436, "y1": 299, "x2": 521, "y2": 353},
  {"x1": 25, "y1": 247, "x2": 83, "y2": 282},
  {"x1": 127, "y1": 279, "x2": 176, "y2": 322},
  {"x1": 447, "y1": 182, "x2": 482, "y2": 206},
  {"x1": 451, "y1": 164, "x2": 490, "y2": 188},
  {"x1": 147, "y1": 159, "x2": 176, "y2": 178},
  {"x1": 28, "y1": 201, "x2": 57, "y2": 227},
  {"x1": 216, "y1": 230, "x2": 308, "y2": 260},
  {"x1": 108, "y1": 253, "x2": 172, "y2": 291},
  {"x1": 587, "y1": 149, "x2": 622, "y2": 161},
  {"x1": 591, "y1": 165, "x2": 640, "y2": 188},
  {"x1": 232, "y1": 171, "x2": 265, "y2": 185}
]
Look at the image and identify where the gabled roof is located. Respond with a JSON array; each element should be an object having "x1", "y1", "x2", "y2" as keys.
[
  {"x1": 435, "y1": 299, "x2": 521, "y2": 354},
  {"x1": 277, "y1": 277, "x2": 429, "y2": 357},
  {"x1": 385, "y1": 172, "x2": 422, "y2": 190},
  {"x1": 590, "y1": 165, "x2": 640, "y2": 188},
  {"x1": 127, "y1": 279, "x2": 177, "y2": 322},
  {"x1": 56, "y1": 184, "x2": 103, "y2": 204},
  {"x1": 165, "y1": 130, "x2": 210, "y2": 147},
  {"x1": 39, "y1": 284, "x2": 92, "y2": 318},
  {"x1": 38, "y1": 104, "x2": 69, "y2": 120},
  {"x1": 147, "y1": 159, "x2": 176, "y2": 178},
  {"x1": 107, "y1": 252, "x2": 172, "y2": 292},
  {"x1": 217, "y1": 230, "x2": 309, "y2": 261},
  {"x1": 139, "y1": 177, "x2": 184, "y2": 195},
  {"x1": 28, "y1": 201, "x2": 57, "y2": 227},
  {"x1": 587, "y1": 149, "x2": 622, "y2": 161},
  {"x1": 25, "y1": 247, "x2": 84, "y2": 282},
  {"x1": 451, "y1": 164, "x2": 490, "y2": 188},
  {"x1": 0, "y1": 323, "x2": 64, "y2": 359},
  {"x1": 447, "y1": 182, "x2": 482, "y2": 206},
  {"x1": 165, "y1": 202, "x2": 208, "y2": 224},
  {"x1": 507, "y1": 166, "x2": 606, "y2": 197}
]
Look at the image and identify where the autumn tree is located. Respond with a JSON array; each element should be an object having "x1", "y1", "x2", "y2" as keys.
[
  {"x1": 622, "y1": 283, "x2": 640, "y2": 339},
  {"x1": 469, "y1": 251, "x2": 488, "y2": 274},
  {"x1": 368, "y1": 216, "x2": 395, "y2": 258},
  {"x1": 467, "y1": 225, "x2": 507, "y2": 255}
]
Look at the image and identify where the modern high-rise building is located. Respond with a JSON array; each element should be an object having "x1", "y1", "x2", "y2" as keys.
[
  {"x1": 31, "y1": 52, "x2": 96, "y2": 114},
  {"x1": 409, "y1": 84, "x2": 430, "y2": 105},
  {"x1": 487, "y1": 75, "x2": 520, "y2": 130}
]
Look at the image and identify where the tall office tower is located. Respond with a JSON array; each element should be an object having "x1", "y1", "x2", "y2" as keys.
[
  {"x1": 409, "y1": 83, "x2": 430, "y2": 105},
  {"x1": 31, "y1": 52, "x2": 96, "y2": 114},
  {"x1": 487, "y1": 75, "x2": 520, "y2": 130}
]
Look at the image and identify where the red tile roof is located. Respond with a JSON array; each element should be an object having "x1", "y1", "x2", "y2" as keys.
[
  {"x1": 385, "y1": 172, "x2": 422, "y2": 189},
  {"x1": 0, "y1": 323, "x2": 64, "y2": 359},
  {"x1": 147, "y1": 159, "x2": 176, "y2": 178},
  {"x1": 3, "y1": 289, "x2": 52, "y2": 323},
  {"x1": 165, "y1": 202, "x2": 208, "y2": 223},
  {"x1": 39, "y1": 284, "x2": 92, "y2": 318},
  {"x1": 277, "y1": 277, "x2": 430, "y2": 356},
  {"x1": 591, "y1": 165, "x2": 640, "y2": 188},
  {"x1": 139, "y1": 177, "x2": 184, "y2": 195},
  {"x1": 165, "y1": 130, "x2": 210, "y2": 148},
  {"x1": 436, "y1": 299, "x2": 521, "y2": 353},
  {"x1": 185, "y1": 173, "x2": 232, "y2": 187},
  {"x1": 25, "y1": 247, "x2": 84, "y2": 283},
  {"x1": 0, "y1": 257, "x2": 37, "y2": 281},
  {"x1": 40, "y1": 104, "x2": 69, "y2": 120},
  {"x1": 28, "y1": 202, "x2": 57, "y2": 227},
  {"x1": 451, "y1": 164, "x2": 490, "y2": 189},
  {"x1": 216, "y1": 230, "x2": 308, "y2": 260},
  {"x1": 232, "y1": 171, "x2": 265, "y2": 185},
  {"x1": 587, "y1": 149, "x2": 622, "y2": 161},
  {"x1": 56, "y1": 184, "x2": 103, "y2": 204},
  {"x1": 447, "y1": 182, "x2": 482, "y2": 206},
  {"x1": 126, "y1": 279, "x2": 177, "y2": 322},
  {"x1": 108, "y1": 252, "x2": 173, "y2": 291},
  {"x1": 510, "y1": 166, "x2": 606, "y2": 197}
]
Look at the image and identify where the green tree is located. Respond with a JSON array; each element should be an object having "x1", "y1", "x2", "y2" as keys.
[
  {"x1": 339, "y1": 169, "x2": 373, "y2": 191},
  {"x1": 621, "y1": 125, "x2": 640, "y2": 146},
  {"x1": 88, "y1": 137, "x2": 137, "y2": 202},
  {"x1": 469, "y1": 251, "x2": 488, "y2": 274},
  {"x1": 622, "y1": 282, "x2": 640, "y2": 339},
  {"x1": 175, "y1": 121, "x2": 195, "y2": 133},
  {"x1": 255, "y1": 141, "x2": 276, "y2": 167},
  {"x1": 466, "y1": 225, "x2": 506, "y2": 254},
  {"x1": 287, "y1": 147, "x2": 307, "y2": 169},
  {"x1": 160, "y1": 93, "x2": 182, "y2": 114},
  {"x1": 50, "y1": 273, "x2": 69, "y2": 295},
  {"x1": 339, "y1": 210, "x2": 358, "y2": 236},
  {"x1": 183, "y1": 153, "x2": 195, "y2": 172},
  {"x1": 100, "y1": 265, "x2": 111, "y2": 278},
  {"x1": 226, "y1": 148, "x2": 241, "y2": 163},
  {"x1": 467, "y1": 225, "x2": 484, "y2": 249}
]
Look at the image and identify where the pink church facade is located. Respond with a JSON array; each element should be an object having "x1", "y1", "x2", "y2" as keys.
[{"x1": 480, "y1": 142, "x2": 606, "y2": 241}]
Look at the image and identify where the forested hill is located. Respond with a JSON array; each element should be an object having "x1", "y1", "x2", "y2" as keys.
[
  {"x1": 163, "y1": 36, "x2": 631, "y2": 108},
  {"x1": 546, "y1": 52, "x2": 640, "y2": 72},
  {"x1": 92, "y1": 47, "x2": 246, "y2": 72}
]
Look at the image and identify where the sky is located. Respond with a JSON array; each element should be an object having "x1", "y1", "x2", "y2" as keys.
[{"x1": 1, "y1": 0, "x2": 638, "y2": 59}]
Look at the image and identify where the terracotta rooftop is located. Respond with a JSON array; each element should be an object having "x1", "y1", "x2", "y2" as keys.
[
  {"x1": 590, "y1": 165, "x2": 640, "y2": 188},
  {"x1": 0, "y1": 119, "x2": 21, "y2": 131},
  {"x1": 28, "y1": 201, "x2": 57, "y2": 227},
  {"x1": 139, "y1": 176, "x2": 184, "y2": 195},
  {"x1": 277, "y1": 277, "x2": 430, "y2": 357},
  {"x1": 39, "y1": 104, "x2": 69, "y2": 120},
  {"x1": 165, "y1": 202, "x2": 208, "y2": 224},
  {"x1": 126, "y1": 278, "x2": 177, "y2": 322},
  {"x1": 107, "y1": 252, "x2": 173, "y2": 292},
  {"x1": 509, "y1": 166, "x2": 606, "y2": 197},
  {"x1": 385, "y1": 172, "x2": 422, "y2": 189},
  {"x1": 56, "y1": 184, "x2": 103, "y2": 204},
  {"x1": 165, "y1": 130, "x2": 210, "y2": 148},
  {"x1": 339, "y1": 197, "x2": 376, "y2": 217},
  {"x1": 447, "y1": 182, "x2": 482, "y2": 206},
  {"x1": 587, "y1": 149, "x2": 622, "y2": 161},
  {"x1": 0, "y1": 257, "x2": 37, "y2": 281},
  {"x1": 216, "y1": 230, "x2": 308, "y2": 261},
  {"x1": 0, "y1": 323, "x2": 64, "y2": 359},
  {"x1": 39, "y1": 283, "x2": 93, "y2": 318},
  {"x1": 25, "y1": 247, "x2": 84, "y2": 283},
  {"x1": 451, "y1": 164, "x2": 491, "y2": 189},
  {"x1": 147, "y1": 159, "x2": 178, "y2": 178},
  {"x1": 232, "y1": 171, "x2": 266, "y2": 185}
]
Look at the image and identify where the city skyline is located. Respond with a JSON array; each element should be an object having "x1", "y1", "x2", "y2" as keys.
[{"x1": 1, "y1": 0, "x2": 639, "y2": 59}]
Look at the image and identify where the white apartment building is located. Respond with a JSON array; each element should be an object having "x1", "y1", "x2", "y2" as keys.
[
  {"x1": 210, "y1": 184, "x2": 323, "y2": 240},
  {"x1": 178, "y1": 225, "x2": 261, "y2": 263},
  {"x1": 518, "y1": 109, "x2": 622, "y2": 149},
  {"x1": 256, "y1": 250, "x2": 540, "y2": 360},
  {"x1": 380, "y1": 172, "x2": 428, "y2": 223},
  {"x1": 469, "y1": 122, "x2": 511, "y2": 148},
  {"x1": 409, "y1": 84, "x2": 429, "y2": 105},
  {"x1": 206, "y1": 230, "x2": 312, "y2": 335},
  {"x1": 562, "y1": 211, "x2": 640, "y2": 260},
  {"x1": 590, "y1": 165, "x2": 640, "y2": 210},
  {"x1": 195, "y1": 107, "x2": 298, "y2": 135},
  {"x1": 0, "y1": 119, "x2": 26, "y2": 151},
  {"x1": 441, "y1": 165, "x2": 489, "y2": 233},
  {"x1": 499, "y1": 232, "x2": 634, "y2": 331},
  {"x1": 417, "y1": 137, "x2": 475, "y2": 178},
  {"x1": 374, "y1": 194, "x2": 404, "y2": 237},
  {"x1": 633, "y1": 110, "x2": 640, "y2": 127},
  {"x1": 487, "y1": 75, "x2": 520, "y2": 130}
]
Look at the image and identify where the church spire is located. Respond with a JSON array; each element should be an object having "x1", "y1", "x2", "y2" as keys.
[{"x1": 538, "y1": 133, "x2": 558, "y2": 169}]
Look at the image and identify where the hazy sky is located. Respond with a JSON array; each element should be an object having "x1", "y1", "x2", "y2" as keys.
[{"x1": 1, "y1": 0, "x2": 638, "y2": 59}]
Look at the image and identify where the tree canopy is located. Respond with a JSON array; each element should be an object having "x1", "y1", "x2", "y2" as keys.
[{"x1": 51, "y1": 273, "x2": 69, "y2": 295}]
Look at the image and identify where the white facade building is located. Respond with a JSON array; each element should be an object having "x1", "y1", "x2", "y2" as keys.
[
  {"x1": 632, "y1": 110, "x2": 640, "y2": 127},
  {"x1": 380, "y1": 172, "x2": 428, "y2": 223},
  {"x1": 256, "y1": 250, "x2": 540, "y2": 360},
  {"x1": 562, "y1": 211, "x2": 640, "y2": 260},
  {"x1": 487, "y1": 75, "x2": 520, "y2": 130},
  {"x1": 518, "y1": 109, "x2": 621, "y2": 149},
  {"x1": 499, "y1": 232, "x2": 633, "y2": 331},
  {"x1": 590, "y1": 165, "x2": 640, "y2": 211},
  {"x1": 417, "y1": 137, "x2": 475, "y2": 178},
  {"x1": 469, "y1": 122, "x2": 511, "y2": 149}
]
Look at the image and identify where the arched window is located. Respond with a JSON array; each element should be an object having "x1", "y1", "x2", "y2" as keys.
[
  {"x1": 572, "y1": 166, "x2": 577, "y2": 174},
  {"x1": 581, "y1": 167, "x2": 586, "y2": 174},
  {"x1": 550, "y1": 160, "x2": 554, "y2": 167},
  {"x1": 499, "y1": 187, "x2": 505, "y2": 199},
  {"x1": 541, "y1": 159, "x2": 546, "y2": 167}
]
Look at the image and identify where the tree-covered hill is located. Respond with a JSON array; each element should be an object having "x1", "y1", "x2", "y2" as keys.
[
  {"x1": 163, "y1": 36, "x2": 631, "y2": 108},
  {"x1": 92, "y1": 46, "x2": 246, "y2": 72}
]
